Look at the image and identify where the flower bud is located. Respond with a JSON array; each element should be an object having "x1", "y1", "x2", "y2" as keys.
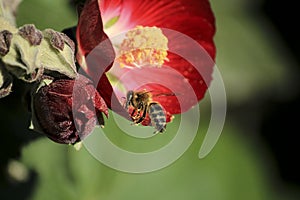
[{"x1": 31, "y1": 74, "x2": 108, "y2": 144}]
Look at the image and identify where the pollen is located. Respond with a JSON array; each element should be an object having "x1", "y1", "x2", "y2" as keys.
[{"x1": 117, "y1": 26, "x2": 169, "y2": 68}]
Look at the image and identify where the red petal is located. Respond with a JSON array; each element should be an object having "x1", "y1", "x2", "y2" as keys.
[
  {"x1": 76, "y1": 0, "x2": 115, "y2": 80},
  {"x1": 100, "y1": 0, "x2": 216, "y2": 58},
  {"x1": 76, "y1": 0, "x2": 104, "y2": 57},
  {"x1": 76, "y1": 0, "x2": 117, "y2": 112}
]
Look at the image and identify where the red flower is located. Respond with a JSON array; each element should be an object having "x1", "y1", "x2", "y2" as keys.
[{"x1": 76, "y1": 0, "x2": 216, "y2": 131}]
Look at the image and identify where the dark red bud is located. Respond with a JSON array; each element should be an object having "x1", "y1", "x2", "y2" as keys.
[{"x1": 32, "y1": 74, "x2": 108, "y2": 144}]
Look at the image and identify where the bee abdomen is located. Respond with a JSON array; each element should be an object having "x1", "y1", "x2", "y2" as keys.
[{"x1": 149, "y1": 103, "x2": 166, "y2": 133}]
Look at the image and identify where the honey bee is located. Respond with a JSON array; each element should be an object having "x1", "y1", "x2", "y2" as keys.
[{"x1": 124, "y1": 90, "x2": 167, "y2": 134}]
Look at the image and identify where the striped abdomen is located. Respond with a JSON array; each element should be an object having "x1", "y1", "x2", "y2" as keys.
[{"x1": 149, "y1": 103, "x2": 166, "y2": 134}]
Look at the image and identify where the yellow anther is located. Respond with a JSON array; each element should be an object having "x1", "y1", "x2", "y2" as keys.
[{"x1": 117, "y1": 26, "x2": 169, "y2": 68}]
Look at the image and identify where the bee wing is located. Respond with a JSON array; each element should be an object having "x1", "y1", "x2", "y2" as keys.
[
  {"x1": 127, "y1": 90, "x2": 170, "y2": 97},
  {"x1": 150, "y1": 91, "x2": 179, "y2": 97}
]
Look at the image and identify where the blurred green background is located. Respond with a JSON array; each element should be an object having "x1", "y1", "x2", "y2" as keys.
[{"x1": 1, "y1": 0, "x2": 300, "y2": 199}]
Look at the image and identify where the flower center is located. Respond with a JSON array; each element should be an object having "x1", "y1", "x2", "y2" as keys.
[{"x1": 116, "y1": 26, "x2": 169, "y2": 68}]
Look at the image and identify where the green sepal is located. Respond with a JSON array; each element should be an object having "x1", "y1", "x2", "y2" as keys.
[
  {"x1": 40, "y1": 29, "x2": 77, "y2": 79},
  {"x1": 1, "y1": 33, "x2": 42, "y2": 82},
  {"x1": 1, "y1": 21, "x2": 77, "y2": 82}
]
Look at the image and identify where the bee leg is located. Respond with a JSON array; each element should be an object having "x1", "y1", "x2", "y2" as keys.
[
  {"x1": 131, "y1": 107, "x2": 144, "y2": 124},
  {"x1": 131, "y1": 108, "x2": 136, "y2": 117},
  {"x1": 130, "y1": 109, "x2": 138, "y2": 123},
  {"x1": 152, "y1": 124, "x2": 166, "y2": 134},
  {"x1": 135, "y1": 105, "x2": 147, "y2": 124},
  {"x1": 159, "y1": 125, "x2": 166, "y2": 133}
]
